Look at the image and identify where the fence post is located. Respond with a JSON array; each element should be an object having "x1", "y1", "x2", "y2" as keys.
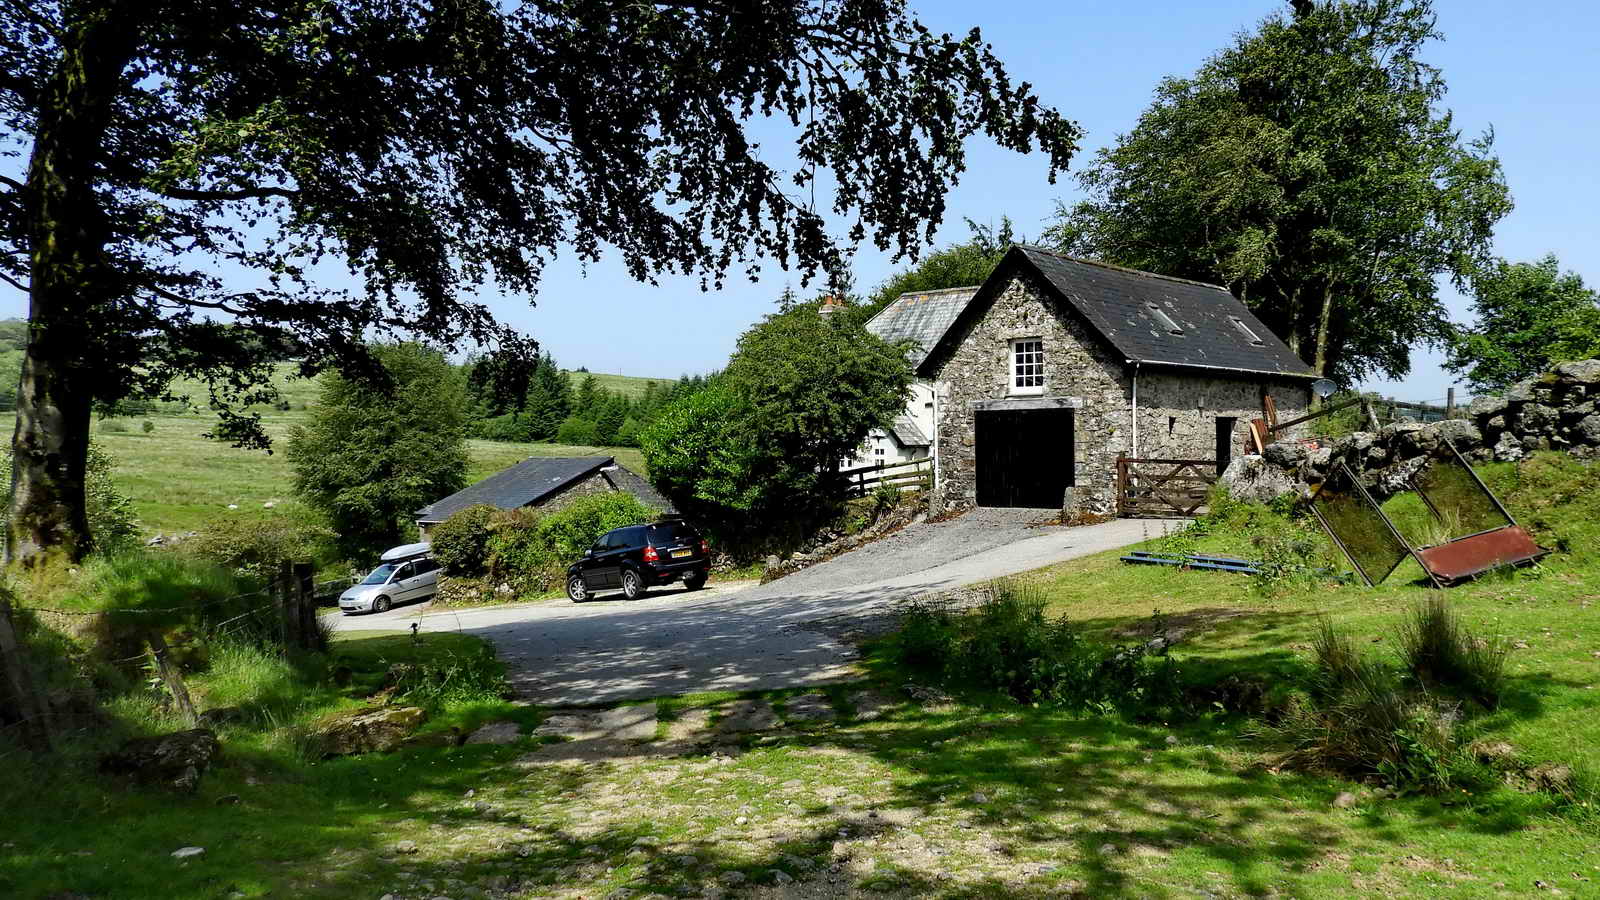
[
  {"x1": 1115, "y1": 453, "x2": 1128, "y2": 516},
  {"x1": 1446, "y1": 387, "x2": 1456, "y2": 419},
  {"x1": 293, "y1": 561, "x2": 322, "y2": 652},
  {"x1": 277, "y1": 561, "x2": 302, "y2": 653},
  {"x1": 146, "y1": 631, "x2": 199, "y2": 727},
  {"x1": 0, "y1": 597, "x2": 53, "y2": 751}
]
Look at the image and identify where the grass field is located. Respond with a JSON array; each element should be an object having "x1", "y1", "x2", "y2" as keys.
[
  {"x1": 8, "y1": 453, "x2": 1599, "y2": 898},
  {"x1": 94, "y1": 364, "x2": 647, "y2": 535},
  {"x1": 561, "y1": 370, "x2": 683, "y2": 399}
]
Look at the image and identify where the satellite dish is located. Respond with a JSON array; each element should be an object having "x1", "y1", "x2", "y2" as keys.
[{"x1": 1311, "y1": 378, "x2": 1337, "y2": 400}]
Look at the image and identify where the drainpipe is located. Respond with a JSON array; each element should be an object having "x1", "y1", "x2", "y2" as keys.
[{"x1": 1130, "y1": 361, "x2": 1141, "y2": 459}]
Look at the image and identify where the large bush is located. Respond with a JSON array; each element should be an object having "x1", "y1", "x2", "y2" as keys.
[
  {"x1": 435, "y1": 492, "x2": 663, "y2": 600},
  {"x1": 430, "y1": 504, "x2": 499, "y2": 576},
  {"x1": 179, "y1": 505, "x2": 338, "y2": 584}
]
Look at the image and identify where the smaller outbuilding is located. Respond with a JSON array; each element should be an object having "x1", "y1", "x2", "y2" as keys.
[{"x1": 413, "y1": 456, "x2": 670, "y2": 537}]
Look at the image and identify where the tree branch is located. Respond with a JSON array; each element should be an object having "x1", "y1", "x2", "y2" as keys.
[
  {"x1": 0, "y1": 269, "x2": 28, "y2": 293},
  {"x1": 158, "y1": 185, "x2": 298, "y2": 202},
  {"x1": 0, "y1": 174, "x2": 23, "y2": 193},
  {"x1": 149, "y1": 284, "x2": 249, "y2": 316}
]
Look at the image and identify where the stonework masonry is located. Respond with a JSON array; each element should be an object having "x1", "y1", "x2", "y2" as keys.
[{"x1": 928, "y1": 270, "x2": 1311, "y2": 516}]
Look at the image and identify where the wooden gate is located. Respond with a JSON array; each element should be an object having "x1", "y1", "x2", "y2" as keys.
[{"x1": 1115, "y1": 455, "x2": 1218, "y2": 518}]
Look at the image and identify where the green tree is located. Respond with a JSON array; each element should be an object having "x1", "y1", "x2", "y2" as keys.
[
  {"x1": 643, "y1": 301, "x2": 911, "y2": 543},
  {"x1": 1446, "y1": 255, "x2": 1600, "y2": 393},
  {"x1": 1045, "y1": 0, "x2": 1510, "y2": 383},
  {"x1": 287, "y1": 343, "x2": 468, "y2": 559},
  {"x1": 855, "y1": 218, "x2": 1018, "y2": 323},
  {"x1": 592, "y1": 393, "x2": 630, "y2": 446},
  {"x1": 0, "y1": 0, "x2": 1080, "y2": 564}
]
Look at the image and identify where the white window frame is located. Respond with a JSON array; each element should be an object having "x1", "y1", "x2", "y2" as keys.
[
  {"x1": 1148, "y1": 303, "x2": 1183, "y2": 335},
  {"x1": 1010, "y1": 338, "x2": 1046, "y2": 396}
]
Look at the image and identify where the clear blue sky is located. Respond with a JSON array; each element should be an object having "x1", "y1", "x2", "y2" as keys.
[{"x1": 5, "y1": 1, "x2": 1597, "y2": 402}]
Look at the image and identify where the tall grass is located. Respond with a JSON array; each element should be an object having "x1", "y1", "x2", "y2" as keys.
[{"x1": 1397, "y1": 594, "x2": 1509, "y2": 707}]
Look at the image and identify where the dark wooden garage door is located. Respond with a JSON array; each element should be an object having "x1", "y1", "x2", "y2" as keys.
[{"x1": 975, "y1": 408, "x2": 1075, "y2": 508}]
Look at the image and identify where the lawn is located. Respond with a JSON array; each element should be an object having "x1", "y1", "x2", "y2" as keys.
[
  {"x1": 6, "y1": 452, "x2": 1599, "y2": 898},
  {"x1": 94, "y1": 363, "x2": 648, "y2": 535},
  {"x1": 562, "y1": 370, "x2": 681, "y2": 400}
]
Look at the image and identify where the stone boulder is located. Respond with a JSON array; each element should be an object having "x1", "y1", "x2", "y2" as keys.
[
  {"x1": 1574, "y1": 413, "x2": 1600, "y2": 446},
  {"x1": 1468, "y1": 394, "x2": 1509, "y2": 419},
  {"x1": 1219, "y1": 455, "x2": 1303, "y2": 504},
  {"x1": 1553, "y1": 359, "x2": 1600, "y2": 385},
  {"x1": 316, "y1": 706, "x2": 427, "y2": 756},
  {"x1": 100, "y1": 728, "x2": 220, "y2": 793},
  {"x1": 1514, "y1": 403, "x2": 1559, "y2": 436},
  {"x1": 1430, "y1": 418, "x2": 1483, "y2": 451},
  {"x1": 1262, "y1": 440, "x2": 1307, "y2": 469}
]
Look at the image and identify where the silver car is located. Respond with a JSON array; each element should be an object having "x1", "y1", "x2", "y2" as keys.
[{"x1": 339, "y1": 543, "x2": 440, "y2": 614}]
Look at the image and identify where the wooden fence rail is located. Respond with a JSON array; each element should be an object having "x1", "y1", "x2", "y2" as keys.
[{"x1": 841, "y1": 457, "x2": 932, "y2": 498}]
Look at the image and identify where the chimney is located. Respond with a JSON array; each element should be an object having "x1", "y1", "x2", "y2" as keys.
[{"x1": 819, "y1": 295, "x2": 841, "y2": 319}]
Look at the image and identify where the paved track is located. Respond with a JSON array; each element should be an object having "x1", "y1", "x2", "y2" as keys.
[{"x1": 331, "y1": 511, "x2": 1174, "y2": 704}]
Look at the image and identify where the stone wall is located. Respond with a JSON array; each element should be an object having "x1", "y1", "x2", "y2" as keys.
[
  {"x1": 1241, "y1": 359, "x2": 1600, "y2": 502},
  {"x1": 533, "y1": 469, "x2": 615, "y2": 512},
  {"x1": 928, "y1": 269, "x2": 1313, "y2": 516}
]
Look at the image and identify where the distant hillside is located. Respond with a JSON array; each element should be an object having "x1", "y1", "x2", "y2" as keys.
[{"x1": 561, "y1": 370, "x2": 680, "y2": 400}]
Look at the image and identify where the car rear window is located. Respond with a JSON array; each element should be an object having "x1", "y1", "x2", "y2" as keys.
[{"x1": 648, "y1": 522, "x2": 700, "y2": 544}]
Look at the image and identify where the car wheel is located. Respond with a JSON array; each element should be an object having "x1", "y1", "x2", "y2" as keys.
[
  {"x1": 373, "y1": 595, "x2": 392, "y2": 614},
  {"x1": 567, "y1": 575, "x2": 588, "y2": 603},
  {"x1": 621, "y1": 569, "x2": 645, "y2": 600},
  {"x1": 683, "y1": 572, "x2": 707, "y2": 591}
]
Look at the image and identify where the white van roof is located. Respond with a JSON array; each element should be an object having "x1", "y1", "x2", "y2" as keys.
[{"x1": 380, "y1": 542, "x2": 432, "y2": 562}]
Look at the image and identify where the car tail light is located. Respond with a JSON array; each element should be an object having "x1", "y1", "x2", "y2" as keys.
[
  {"x1": 643, "y1": 544, "x2": 659, "y2": 563},
  {"x1": 699, "y1": 539, "x2": 709, "y2": 555}
]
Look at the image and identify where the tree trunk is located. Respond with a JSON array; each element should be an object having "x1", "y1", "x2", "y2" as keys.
[
  {"x1": 1313, "y1": 280, "x2": 1336, "y2": 377},
  {"x1": 0, "y1": 595, "x2": 52, "y2": 750},
  {"x1": 146, "y1": 631, "x2": 198, "y2": 728},
  {"x1": 7, "y1": 7, "x2": 138, "y2": 564}
]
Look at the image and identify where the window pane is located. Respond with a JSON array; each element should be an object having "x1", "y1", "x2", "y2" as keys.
[{"x1": 1311, "y1": 467, "x2": 1409, "y2": 585}]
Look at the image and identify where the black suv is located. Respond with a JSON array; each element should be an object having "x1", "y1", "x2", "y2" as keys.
[{"x1": 566, "y1": 520, "x2": 710, "y2": 602}]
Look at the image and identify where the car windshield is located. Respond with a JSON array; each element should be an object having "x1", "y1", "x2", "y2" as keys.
[{"x1": 360, "y1": 564, "x2": 398, "y2": 585}]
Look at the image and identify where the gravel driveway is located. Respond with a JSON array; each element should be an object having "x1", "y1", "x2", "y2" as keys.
[{"x1": 331, "y1": 510, "x2": 1175, "y2": 705}]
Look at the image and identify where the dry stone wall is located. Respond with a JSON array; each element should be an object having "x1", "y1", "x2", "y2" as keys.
[{"x1": 1239, "y1": 359, "x2": 1600, "y2": 502}]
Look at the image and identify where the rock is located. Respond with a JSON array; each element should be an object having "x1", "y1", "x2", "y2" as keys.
[
  {"x1": 1504, "y1": 377, "x2": 1540, "y2": 404},
  {"x1": 847, "y1": 690, "x2": 895, "y2": 722},
  {"x1": 1369, "y1": 456, "x2": 1428, "y2": 501},
  {"x1": 783, "y1": 693, "x2": 837, "y2": 723},
  {"x1": 1332, "y1": 791, "x2": 1358, "y2": 809},
  {"x1": 1530, "y1": 763, "x2": 1575, "y2": 795},
  {"x1": 262, "y1": 501, "x2": 276, "y2": 509},
  {"x1": 395, "y1": 840, "x2": 420, "y2": 854},
  {"x1": 464, "y1": 721, "x2": 522, "y2": 745},
  {"x1": 1219, "y1": 456, "x2": 1302, "y2": 504},
  {"x1": 1470, "y1": 740, "x2": 1518, "y2": 765},
  {"x1": 970, "y1": 792, "x2": 989, "y2": 804},
  {"x1": 1164, "y1": 735, "x2": 1179, "y2": 746},
  {"x1": 771, "y1": 869, "x2": 795, "y2": 885},
  {"x1": 1469, "y1": 394, "x2": 1509, "y2": 419},
  {"x1": 226, "y1": 503, "x2": 238, "y2": 510},
  {"x1": 1554, "y1": 359, "x2": 1600, "y2": 384},
  {"x1": 1303, "y1": 447, "x2": 1334, "y2": 477},
  {"x1": 1262, "y1": 440, "x2": 1308, "y2": 469},
  {"x1": 719, "y1": 871, "x2": 747, "y2": 886},
  {"x1": 1430, "y1": 418, "x2": 1483, "y2": 451},
  {"x1": 101, "y1": 728, "x2": 220, "y2": 793},
  {"x1": 196, "y1": 706, "x2": 245, "y2": 728},
  {"x1": 1380, "y1": 421, "x2": 1427, "y2": 452},
  {"x1": 171, "y1": 846, "x2": 205, "y2": 861},
  {"x1": 1493, "y1": 432, "x2": 1527, "y2": 462},
  {"x1": 1516, "y1": 403, "x2": 1560, "y2": 435},
  {"x1": 716, "y1": 700, "x2": 777, "y2": 734},
  {"x1": 734, "y1": 815, "x2": 748, "y2": 826},
  {"x1": 1574, "y1": 414, "x2": 1600, "y2": 446},
  {"x1": 1098, "y1": 843, "x2": 1119, "y2": 856},
  {"x1": 902, "y1": 682, "x2": 954, "y2": 706},
  {"x1": 316, "y1": 706, "x2": 427, "y2": 756},
  {"x1": 146, "y1": 535, "x2": 165, "y2": 546},
  {"x1": 594, "y1": 702, "x2": 658, "y2": 740}
]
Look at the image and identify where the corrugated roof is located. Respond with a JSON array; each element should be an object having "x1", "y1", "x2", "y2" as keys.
[
  {"x1": 865, "y1": 285, "x2": 980, "y2": 369},
  {"x1": 890, "y1": 416, "x2": 929, "y2": 448},
  {"x1": 415, "y1": 456, "x2": 611, "y2": 523},
  {"x1": 921, "y1": 246, "x2": 1317, "y2": 380}
]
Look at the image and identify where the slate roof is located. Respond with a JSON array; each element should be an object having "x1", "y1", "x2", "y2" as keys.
[
  {"x1": 865, "y1": 285, "x2": 981, "y2": 369},
  {"x1": 889, "y1": 416, "x2": 929, "y2": 448},
  {"x1": 920, "y1": 245, "x2": 1318, "y2": 380},
  {"x1": 415, "y1": 456, "x2": 611, "y2": 523},
  {"x1": 598, "y1": 463, "x2": 676, "y2": 516}
]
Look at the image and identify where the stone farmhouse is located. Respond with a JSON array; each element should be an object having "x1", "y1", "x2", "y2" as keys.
[
  {"x1": 414, "y1": 456, "x2": 671, "y2": 538},
  {"x1": 869, "y1": 245, "x2": 1316, "y2": 517}
]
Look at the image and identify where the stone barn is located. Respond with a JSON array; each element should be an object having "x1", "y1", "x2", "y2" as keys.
[
  {"x1": 916, "y1": 245, "x2": 1317, "y2": 517},
  {"x1": 414, "y1": 456, "x2": 671, "y2": 538}
]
